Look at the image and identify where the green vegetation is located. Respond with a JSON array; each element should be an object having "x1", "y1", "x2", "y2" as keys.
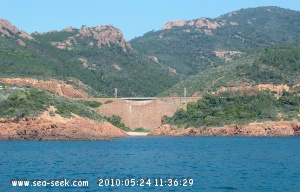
[
  {"x1": 130, "y1": 25, "x2": 224, "y2": 75},
  {"x1": 131, "y1": 6, "x2": 300, "y2": 76},
  {"x1": 132, "y1": 127, "x2": 151, "y2": 133},
  {"x1": 238, "y1": 44, "x2": 300, "y2": 85},
  {"x1": 97, "y1": 94, "x2": 110, "y2": 98},
  {"x1": 103, "y1": 115, "x2": 150, "y2": 132},
  {"x1": 0, "y1": 25, "x2": 177, "y2": 97},
  {"x1": 104, "y1": 100, "x2": 113, "y2": 104},
  {"x1": 31, "y1": 30, "x2": 178, "y2": 97},
  {"x1": 104, "y1": 115, "x2": 130, "y2": 131},
  {"x1": 76, "y1": 100, "x2": 102, "y2": 108},
  {"x1": 49, "y1": 110, "x2": 55, "y2": 117},
  {"x1": 0, "y1": 87, "x2": 105, "y2": 121},
  {"x1": 167, "y1": 91, "x2": 300, "y2": 128},
  {"x1": 159, "y1": 43, "x2": 300, "y2": 97},
  {"x1": 1, "y1": 6, "x2": 300, "y2": 98}
]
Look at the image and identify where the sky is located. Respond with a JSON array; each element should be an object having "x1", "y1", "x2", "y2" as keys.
[{"x1": 2, "y1": 0, "x2": 300, "y2": 40}]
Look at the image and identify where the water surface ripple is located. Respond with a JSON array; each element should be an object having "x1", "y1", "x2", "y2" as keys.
[{"x1": 1, "y1": 137, "x2": 300, "y2": 191}]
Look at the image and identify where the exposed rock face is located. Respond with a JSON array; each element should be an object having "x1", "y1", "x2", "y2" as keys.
[
  {"x1": 162, "y1": 20, "x2": 186, "y2": 30},
  {"x1": 112, "y1": 64, "x2": 122, "y2": 71},
  {"x1": 64, "y1": 26, "x2": 73, "y2": 32},
  {"x1": 227, "y1": 11, "x2": 238, "y2": 17},
  {"x1": 147, "y1": 125, "x2": 198, "y2": 136},
  {"x1": 148, "y1": 56, "x2": 159, "y2": 63},
  {"x1": 78, "y1": 57, "x2": 89, "y2": 68},
  {"x1": 203, "y1": 29, "x2": 212, "y2": 35},
  {"x1": 0, "y1": 78, "x2": 90, "y2": 98},
  {"x1": 149, "y1": 121, "x2": 300, "y2": 136},
  {"x1": 78, "y1": 57, "x2": 96, "y2": 70},
  {"x1": 214, "y1": 50, "x2": 242, "y2": 61},
  {"x1": 230, "y1": 21, "x2": 238, "y2": 26},
  {"x1": 17, "y1": 39, "x2": 26, "y2": 46},
  {"x1": 168, "y1": 67, "x2": 177, "y2": 74},
  {"x1": 162, "y1": 18, "x2": 220, "y2": 30},
  {"x1": 0, "y1": 112, "x2": 128, "y2": 140},
  {"x1": 0, "y1": 19, "x2": 34, "y2": 40},
  {"x1": 51, "y1": 25, "x2": 131, "y2": 52},
  {"x1": 195, "y1": 18, "x2": 220, "y2": 29},
  {"x1": 51, "y1": 36, "x2": 77, "y2": 50},
  {"x1": 161, "y1": 17, "x2": 221, "y2": 36},
  {"x1": 161, "y1": 16, "x2": 241, "y2": 35},
  {"x1": 217, "y1": 84, "x2": 290, "y2": 96}
]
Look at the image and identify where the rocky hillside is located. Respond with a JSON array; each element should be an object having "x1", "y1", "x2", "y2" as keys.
[
  {"x1": 0, "y1": 20, "x2": 178, "y2": 97},
  {"x1": 0, "y1": 115, "x2": 128, "y2": 140},
  {"x1": 0, "y1": 78, "x2": 91, "y2": 98},
  {"x1": 159, "y1": 44, "x2": 300, "y2": 97},
  {"x1": 38, "y1": 24, "x2": 131, "y2": 52},
  {"x1": 148, "y1": 122, "x2": 300, "y2": 137},
  {"x1": 0, "y1": 86, "x2": 128, "y2": 140},
  {"x1": 0, "y1": 19, "x2": 34, "y2": 42},
  {"x1": 130, "y1": 6, "x2": 300, "y2": 75},
  {"x1": 1, "y1": 6, "x2": 300, "y2": 97}
]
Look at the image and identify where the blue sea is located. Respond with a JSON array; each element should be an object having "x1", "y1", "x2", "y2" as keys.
[{"x1": 1, "y1": 137, "x2": 300, "y2": 191}]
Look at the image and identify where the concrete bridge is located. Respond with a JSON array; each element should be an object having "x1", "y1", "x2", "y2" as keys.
[{"x1": 88, "y1": 97, "x2": 201, "y2": 130}]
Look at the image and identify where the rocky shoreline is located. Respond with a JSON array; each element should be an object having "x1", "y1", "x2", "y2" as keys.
[
  {"x1": 1, "y1": 114, "x2": 300, "y2": 140},
  {"x1": 148, "y1": 121, "x2": 300, "y2": 137},
  {"x1": 0, "y1": 113, "x2": 128, "y2": 141}
]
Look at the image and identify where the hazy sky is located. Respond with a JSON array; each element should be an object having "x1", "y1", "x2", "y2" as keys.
[{"x1": 2, "y1": 0, "x2": 300, "y2": 40}]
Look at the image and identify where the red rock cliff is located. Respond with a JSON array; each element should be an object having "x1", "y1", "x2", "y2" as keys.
[
  {"x1": 50, "y1": 25, "x2": 131, "y2": 52},
  {"x1": 0, "y1": 110, "x2": 128, "y2": 140},
  {"x1": 0, "y1": 78, "x2": 90, "y2": 98},
  {"x1": 149, "y1": 121, "x2": 300, "y2": 136}
]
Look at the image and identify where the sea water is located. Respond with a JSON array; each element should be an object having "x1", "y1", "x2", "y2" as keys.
[{"x1": 1, "y1": 137, "x2": 300, "y2": 191}]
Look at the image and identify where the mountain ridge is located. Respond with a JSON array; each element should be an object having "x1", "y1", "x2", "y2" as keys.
[
  {"x1": 34, "y1": 24, "x2": 131, "y2": 52},
  {"x1": 0, "y1": 19, "x2": 178, "y2": 97},
  {"x1": 1, "y1": 6, "x2": 300, "y2": 97},
  {"x1": 130, "y1": 6, "x2": 300, "y2": 76},
  {"x1": 0, "y1": 19, "x2": 34, "y2": 40}
]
